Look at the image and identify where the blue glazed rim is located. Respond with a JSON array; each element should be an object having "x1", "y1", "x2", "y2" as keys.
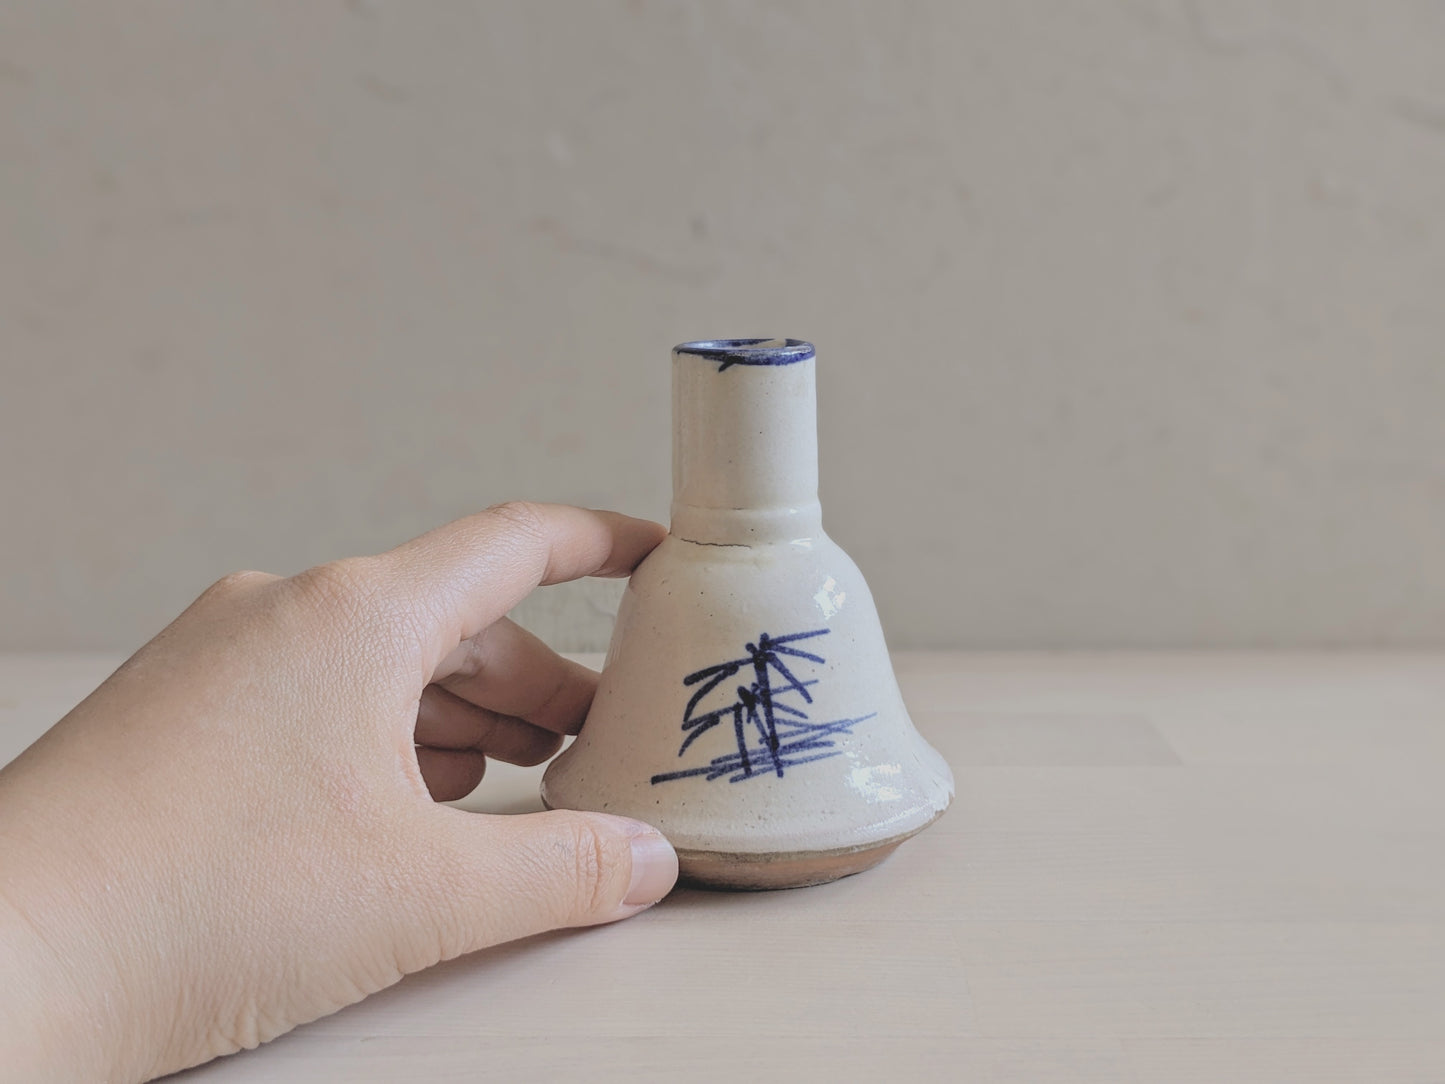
[{"x1": 674, "y1": 338, "x2": 815, "y2": 371}]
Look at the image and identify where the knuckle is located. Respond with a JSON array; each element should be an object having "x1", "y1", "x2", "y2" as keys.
[
  {"x1": 484, "y1": 500, "x2": 547, "y2": 538},
  {"x1": 289, "y1": 557, "x2": 378, "y2": 615},
  {"x1": 199, "y1": 569, "x2": 275, "y2": 605},
  {"x1": 564, "y1": 816, "x2": 619, "y2": 920},
  {"x1": 286, "y1": 557, "x2": 423, "y2": 673}
]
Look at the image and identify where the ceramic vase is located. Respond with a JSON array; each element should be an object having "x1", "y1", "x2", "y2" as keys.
[{"x1": 541, "y1": 338, "x2": 953, "y2": 889}]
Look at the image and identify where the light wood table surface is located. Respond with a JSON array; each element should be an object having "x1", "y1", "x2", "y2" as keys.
[{"x1": 3, "y1": 652, "x2": 1443, "y2": 1082}]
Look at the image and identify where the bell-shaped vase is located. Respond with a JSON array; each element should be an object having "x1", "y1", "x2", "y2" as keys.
[{"x1": 542, "y1": 338, "x2": 953, "y2": 889}]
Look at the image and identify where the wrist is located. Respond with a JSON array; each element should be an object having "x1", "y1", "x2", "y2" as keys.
[
  {"x1": 0, "y1": 754, "x2": 164, "y2": 1084},
  {"x1": 0, "y1": 851, "x2": 114, "y2": 1081}
]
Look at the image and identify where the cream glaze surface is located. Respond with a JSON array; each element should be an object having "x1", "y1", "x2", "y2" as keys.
[{"x1": 542, "y1": 340, "x2": 953, "y2": 866}]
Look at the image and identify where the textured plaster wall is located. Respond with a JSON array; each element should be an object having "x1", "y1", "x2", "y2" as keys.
[{"x1": 2, "y1": 1, "x2": 1444, "y2": 651}]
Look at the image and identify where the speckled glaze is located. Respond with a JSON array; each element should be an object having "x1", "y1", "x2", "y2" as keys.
[{"x1": 541, "y1": 339, "x2": 953, "y2": 888}]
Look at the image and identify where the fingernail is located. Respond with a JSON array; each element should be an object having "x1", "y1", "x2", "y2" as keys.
[{"x1": 624, "y1": 826, "x2": 679, "y2": 908}]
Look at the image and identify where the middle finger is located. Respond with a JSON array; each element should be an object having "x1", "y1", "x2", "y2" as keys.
[
  {"x1": 415, "y1": 684, "x2": 564, "y2": 766},
  {"x1": 432, "y1": 617, "x2": 598, "y2": 735}
]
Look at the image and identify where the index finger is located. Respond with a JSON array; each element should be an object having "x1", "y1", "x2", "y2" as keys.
[{"x1": 377, "y1": 501, "x2": 666, "y2": 657}]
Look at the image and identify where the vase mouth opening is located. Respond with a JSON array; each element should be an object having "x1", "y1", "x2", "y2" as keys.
[{"x1": 674, "y1": 338, "x2": 815, "y2": 368}]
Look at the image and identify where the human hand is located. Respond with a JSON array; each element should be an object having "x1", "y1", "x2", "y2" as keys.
[{"x1": 0, "y1": 503, "x2": 677, "y2": 1083}]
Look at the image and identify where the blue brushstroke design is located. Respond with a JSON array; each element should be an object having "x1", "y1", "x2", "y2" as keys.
[{"x1": 651, "y1": 628, "x2": 873, "y2": 784}]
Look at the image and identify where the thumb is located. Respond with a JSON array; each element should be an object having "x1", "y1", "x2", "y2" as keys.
[{"x1": 409, "y1": 808, "x2": 679, "y2": 959}]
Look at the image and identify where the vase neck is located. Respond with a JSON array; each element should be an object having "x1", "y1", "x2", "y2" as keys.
[{"x1": 670, "y1": 339, "x2": 821, "y2": 546}]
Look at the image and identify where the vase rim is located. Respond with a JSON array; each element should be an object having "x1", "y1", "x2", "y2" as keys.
[{"x1": 674, "y1": 338, "x2": 815, "y2": 367}]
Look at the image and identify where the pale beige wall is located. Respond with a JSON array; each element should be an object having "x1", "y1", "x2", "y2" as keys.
[{"x1": 2, "y1": 1, "x2": 1444, "y2": 651}]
